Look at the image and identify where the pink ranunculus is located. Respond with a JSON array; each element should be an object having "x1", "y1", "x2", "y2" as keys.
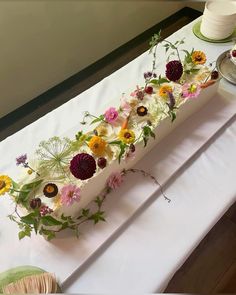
[
  {"x1": 104, "y1": 107, "x2": 119, "y2": 124},
  {"x1": 106, "y1": 171, "x2": 124, "y2": 190},
  {"x1": 60, "y1": 184, "x2": 81, "y2": 206},
  {"x1": 182, "y1": 83, "x2": 201, "y2": 99},
  {"x1": 120, "y1": 98, "x2": 132, "y2": 118}
]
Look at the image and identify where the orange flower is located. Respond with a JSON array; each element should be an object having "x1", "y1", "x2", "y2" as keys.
[
  {"x1": 159, "y1": 85, "x2": 173, "y2": 99},
  {"x1": 88, "y1": 136, "x2": 107, "y2": 156},
  {"x1": 191, "y1": 51, "x2": 206, "y2": 65}
]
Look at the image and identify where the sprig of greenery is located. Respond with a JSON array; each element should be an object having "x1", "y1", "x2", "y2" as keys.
[
  {"x1": 142, "y1": 125, "x2": 155, "y2": 147},
  {"x1": 109, "y1": 140, "x2": 128, "y2": 163},
  {"x1": 80, "y1": 111, "x2": 105, "y2": 125},
  {"x1": 149, "y1": 75, "x2": 169, "y2": 86},
  {"x1": 162, "y1": 38, "x2": 184, "y2": 62},
  {"x1": 182, "y1": 48, "x2": 200, "y2": 74},
  {"x1": 8, "y1": 192, "x2": 108, "y2": 241}
]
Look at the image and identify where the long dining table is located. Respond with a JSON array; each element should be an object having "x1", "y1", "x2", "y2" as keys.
[{"x1": 0, "y1": 16, "x2": 236, "y2": 293}]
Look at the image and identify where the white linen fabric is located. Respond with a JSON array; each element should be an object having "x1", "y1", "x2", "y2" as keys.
[{"x1": 0, "y1": 17, "x2": 235, "y2": 292}]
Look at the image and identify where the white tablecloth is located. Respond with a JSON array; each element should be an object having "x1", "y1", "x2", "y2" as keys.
[{"x1": 0, "y1": 17, "x2": 236, "y2": 292}]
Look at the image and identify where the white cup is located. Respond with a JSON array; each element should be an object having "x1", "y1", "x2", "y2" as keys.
[{"x1": 200, "y1": 0, "x2": 236, "y2": 40}]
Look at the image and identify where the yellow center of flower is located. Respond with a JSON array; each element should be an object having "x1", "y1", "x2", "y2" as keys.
[
  {"x1": 27, "y1": 169, "x2": 33, "y2": 175},
  {"x1": 0, "y1": 181, "x2": 6, "y2": 190},
  {"x1": 139, "y1": 107, "x2": 145, "y2": 113},
  {"x1": 189, "y1": 84, "x2": 197, "y2": 93},
  {"x1": 46, "y1": 185, "x2": 55, "y2": 193}
]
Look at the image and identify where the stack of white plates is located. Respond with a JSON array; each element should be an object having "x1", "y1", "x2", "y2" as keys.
[{"x1": 200, "y1": 0, "x2": 236, "y2": 40}]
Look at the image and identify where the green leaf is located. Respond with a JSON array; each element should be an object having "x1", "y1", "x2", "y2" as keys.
[
  {"x1": 118, "y1": 143, "x2": 127, "y2": 163},
  {"x1": 39, "y1": 228, "x2": 56, "y2": 240},
  {"x1": 90, "y1": 115, "x2": 104, "y2": 125},
  {"x1": 75, "y1": 131, "x2": 83, "y2": 141},
  {"x1": 41, "y1": 215, "x2": 62, "y2": 226},
  {"x1": 149, "y1": 77, "x2": 169, "y2": 86},
  {"x1": 143, "y1": 136, "x2": 148, "y2": 147},
  {"x1": 21, "y1": 212, "x2": 37, "y2": 225},
  {"x1": 9, "y1": 180, "x2": 19, "y2": 194},
  {"x1": 61, "y1": 214, "x2": 67, "y2": 221},
  {"x1": 190, "y1": 68, "x2": 200, "y2": 74},
  {"x1": 82, "y1": 208, "x2": 90, "y2": 217},
  {"x1": 109, "y1": 140, "x2": 122, "y2": 145},
  {"x1": 94, "y1": 196, "x2": 104, "y2": 208},
  {"x1": 18, "y1": 231, "x2": 26, "y2": 240},
  {"x1": 171, "y1": 113, "x2": 176, "y2": 122},
  {"x1": 18, "y1": 180, "x2": 43, "y2": 206},
  {"x1": 89, "y1": 211, "x2": 106, "y2": 224},
  {"x1": 85, "y1": 136, "x2": 92, "y2": 142}
]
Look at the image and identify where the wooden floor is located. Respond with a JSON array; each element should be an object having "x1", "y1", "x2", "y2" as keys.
[
  {"x1": 1, "y1": 8, "x2": 235, "y2": 293},
  {"x1": 165, "y1": 202, "x2": 236, "y2": 293}
]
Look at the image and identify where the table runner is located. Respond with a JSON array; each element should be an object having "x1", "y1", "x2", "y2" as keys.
[{"x1": 0, "y1": 17, "x2": 235, "y2": 292}]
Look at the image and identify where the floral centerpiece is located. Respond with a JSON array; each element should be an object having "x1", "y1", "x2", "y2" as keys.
[{"x1": 0, "y1": 32, "x2": 219, "y2": 240}]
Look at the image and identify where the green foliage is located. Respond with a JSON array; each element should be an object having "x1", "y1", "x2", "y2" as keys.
[
  {"x1": 17, "y1": 180, "x2": 43, "y2": 208},
  {"x1": 149, "y1": 30, "x2": 162, "y2": 53},
  {"x1": 182, "y1": 48, "x2": 200, "y2": 75},
  {"x1": 90, "y1": 114, "x2": 105, "y2": 124},
  {"x1": 9, "y1": 189, "x2": 108, "y2": 240},
  {"x1": 89, "y1": 211, "x2": 106, "y2": 224},
  {"x1": 142, "y1": 125, "x2": 155, "y2": 147},
  {"x1": 109, "y1": 140, "x2": 128, "y2": 163},
  {"x1": 150, "y1": 75, "x2": 169, "y2": 86},
  {"x1": 75, "y1": 131, "x2": 84, "y2": 141}
]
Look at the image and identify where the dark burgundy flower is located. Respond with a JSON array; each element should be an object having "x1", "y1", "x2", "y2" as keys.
[
  {"x1": 145, "y1": 86, "x2": 153, "y2": 94},
  {"x1": 144, "y1": 71, "x2": 152, "y2": 79},
  {"x1": 211, "y1": 70, "x2": 219, "y2": 80},
  {"x1": 97, "y1": 157, "x2": 107, "y2": 169},
  {"x1": 231, "y1": 50, "x2": 236, "y2": 57},
  {"x1": 165, "y1": 60, "x2": 183, "y2": 81},
  {"x1": 43, "y1": 183, "x2": 58, "y2": 198},
  {"x1": 70, "y1": 153, "x2": 96, "y2": 180},
  {"x1": 30, "y1": 198, "x2": 42, "y2": 209}
]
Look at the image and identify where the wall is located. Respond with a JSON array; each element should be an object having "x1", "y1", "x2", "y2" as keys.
[{"x1": 0, "y1": 1, "x2": 203, "y2": 119}]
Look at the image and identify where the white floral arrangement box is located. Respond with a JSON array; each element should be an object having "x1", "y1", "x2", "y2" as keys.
[{"x1": 0, "y1": 32, "x2": 220, "y2": 240}]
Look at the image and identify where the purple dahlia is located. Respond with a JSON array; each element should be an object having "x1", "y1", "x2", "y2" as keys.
[
  {"x1": 70, "y1": 153, "x2": 96, "y2": 180},
  {"x1": 165, "y1": 60, "x2": 183, "y2": 82}
]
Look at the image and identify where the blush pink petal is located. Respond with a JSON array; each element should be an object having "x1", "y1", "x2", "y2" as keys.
[
  {"x1": 106, "y1": 171, "x2": 124, "y2": 190},
  {"x1": 104, "y1": 107, "x2": 119, "y2": 123},
  {"x1": 60, "y1": 184, "x2": 81, "y2": 207}
]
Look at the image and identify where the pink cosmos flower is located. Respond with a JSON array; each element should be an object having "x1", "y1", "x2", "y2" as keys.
[
  {"x1": 182, "y1": 83, "x2": 201, "y2": 99},
  {"x1": 60, "y1": 184, "x2": 81, "y2": 206},
  {"x1": 120, "y1": 98, "x2": 132, "y2": 118},
  {"x1": 104, "y1": 107, "x2": 119, "y2": 124},
  {"x1": 106, "y1": 171, "x2": 124, "y2": 190}
]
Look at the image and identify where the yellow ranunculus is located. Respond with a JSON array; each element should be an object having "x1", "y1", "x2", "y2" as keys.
[
  {"x1": 88, "y1": 136, "x2": 107, "y2": 156},
  {"x1": 191, "y1": 51, "x2": 206, "y2": 65},
  {"x1": 159, "y1": 85, "x2": 173, "y2": 100}
]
